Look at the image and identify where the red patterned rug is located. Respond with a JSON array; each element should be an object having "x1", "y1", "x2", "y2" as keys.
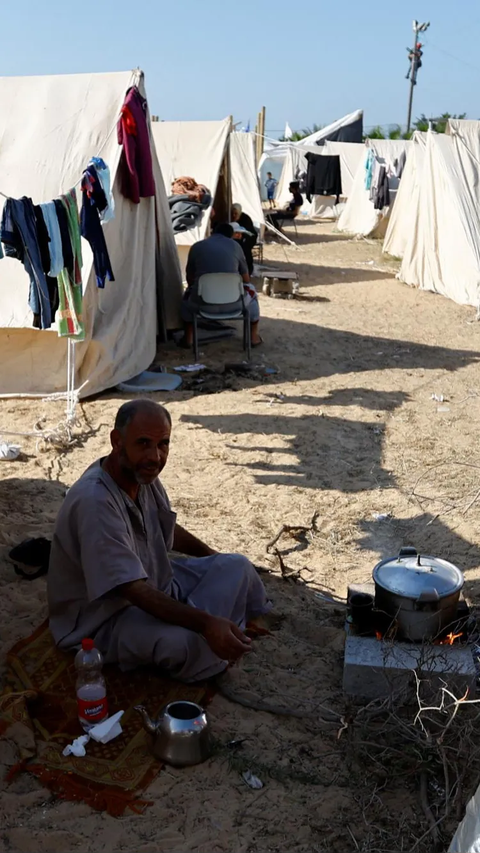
[{"x1": 0, "y1": 621, "x2": 211, "y2": 815}]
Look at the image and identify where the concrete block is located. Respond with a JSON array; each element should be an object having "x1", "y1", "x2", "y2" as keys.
[{"x1": 343, "y1": 630, "x2": 477, "y2": 702}]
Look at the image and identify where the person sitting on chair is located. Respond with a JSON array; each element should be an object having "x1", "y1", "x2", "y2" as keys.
[
  {"x1": 267, "y1": 182, "x2": 303, "y2": 233},
  {"x1": 231, "y1": 203, "x2": 258, "y2": 276},
  {"x1": 180, "y1": 222, "x2": 262, "y2": 348}
]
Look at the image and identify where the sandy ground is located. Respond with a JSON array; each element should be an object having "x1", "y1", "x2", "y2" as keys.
[{"x1": 1, "y1": 219, "x2": 480, "y2": 851}]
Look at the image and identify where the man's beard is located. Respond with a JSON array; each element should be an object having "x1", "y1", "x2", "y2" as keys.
[{"x1": 119, "y1": 449, "x2": 161, "y2": 485}]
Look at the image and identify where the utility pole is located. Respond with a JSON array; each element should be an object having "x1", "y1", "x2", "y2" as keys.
[{"x1": 406, "y1": 19, "x2": 430, "y2": 134}]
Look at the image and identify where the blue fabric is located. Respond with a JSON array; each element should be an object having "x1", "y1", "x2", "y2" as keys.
[
  {"x1": 81, "y1": 165, "x2": 115, "y2": 288},
  {"x1": 0, "y1": 197, "x2": 52, "y2": 328},
  {"x1": 40, "y1": 201, "x2": 64, "y2": 276},
  {"x1": 365, "y1": 150, "x2": 375, "y2": 191},
  {"x1": 89, "y1": 157, "x2": 115, "y2": 222}
]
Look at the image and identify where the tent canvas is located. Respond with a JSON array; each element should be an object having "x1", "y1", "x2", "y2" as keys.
[
  {"x1": 0, "y1": 69, "x2": 182, "y2": 398},
  {"x1": 398, "y1": 125, "x2": 480, "y2": 309},
  {"x1": 337, "y1": 139, "x2": 410, "y2": 238},
  {"x1": 383, "y1": 132, "x2": 427, "y2": 258},
  {"x1": 151, "y1": 118, "x2": 231, "y2": 277},
  {"x1": 258, "y1": 109, "x2": 363, "y2": 200},
  {"x1": 230, "y1": 131, "x2": 265, "y2": 229},
  {"x1": 275, "y1": 141, "x2": 364, "y2": 219}
]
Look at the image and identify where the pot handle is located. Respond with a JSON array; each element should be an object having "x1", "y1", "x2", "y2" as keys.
[
  {"x1": 416, "y1": 589, "x2": 440, "y2": 604},
  {"x1": 398, "y1": 546, "x2": 417, "y2": 558}
]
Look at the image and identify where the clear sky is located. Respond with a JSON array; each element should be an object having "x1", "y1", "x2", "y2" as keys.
[{"x1": 2, "y1": 0, "x2": 479, "y2": 135}]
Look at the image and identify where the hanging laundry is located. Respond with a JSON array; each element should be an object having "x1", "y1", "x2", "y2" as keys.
[
  {"x1": 56, "y1": 190, "x2": 85, "y2": 340},
  {"x1": 33, "y1": 205, "x2": 59, "y2": 317},
  {"x1": 365, "y1": 149, "x2": 375, "y2": 190},
  {"x1": 0, "y1": 197, "x2": 52, "y2": 329},
  {"x1": 373, "y1": 167, "x2": 390, "y2": 210},
  {"x1": 304, "y1": 153, "x2": 342, "y2": 203},
  {"x1": 117, "y1": 86, "x2": 155, "y2": 204},
  {"x1": 394, "y1": 150, "x2": 407, "y2": 179},
  {"x1": 369, "y1": 159, "x2": 383, "y2": 202},
  {"x1": 81, "y1": 164, "x2": 115, "y2": 288},
  {"x1": 40, "y1": 201, "x2": 64, "y2": 276},
  {"x1": 89, "y1": 157, "x2": 115, "y2": 222}
]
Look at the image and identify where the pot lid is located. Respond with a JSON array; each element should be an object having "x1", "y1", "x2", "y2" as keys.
[{"x1": 373, "y1": 547, "x2": 464, "y2": 599}]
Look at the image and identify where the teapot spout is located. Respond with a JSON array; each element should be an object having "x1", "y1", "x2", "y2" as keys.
[{"x1": 134, "y1": 704, "x2": 159, "y2": 735}]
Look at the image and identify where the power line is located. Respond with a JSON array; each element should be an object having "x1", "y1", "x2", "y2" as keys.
[{"x1": 426, "y1": 39, "x2": 480, "y2": 74}]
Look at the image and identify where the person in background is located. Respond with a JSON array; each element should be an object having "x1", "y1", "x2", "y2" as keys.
[
  {"x1": 231, "y1": 203, "x2": 257, "y2": 276},
  {"x1": 267, "y1": 181, "x2": 303, "y2": 233},
  {"x1": 265, "y1": 172, "x2": 277, "y2": 208},
  {"x1": 181, "y1": 222, "x2": 262, "y2": 347}
]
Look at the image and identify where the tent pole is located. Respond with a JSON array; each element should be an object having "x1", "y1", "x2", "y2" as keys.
[
  {"x1": 260, "y1": 107, "x2": 266, "y2": 157},
  {"x1": 256, "y1": 111, "x2": 262, "y2": 165}
]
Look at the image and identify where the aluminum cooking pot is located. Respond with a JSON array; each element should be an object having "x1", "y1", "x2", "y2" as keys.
[{"x1": 372, "y1": 546, "x2": 464, "y2": 641}]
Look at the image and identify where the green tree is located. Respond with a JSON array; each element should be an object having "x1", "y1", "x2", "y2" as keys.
[
  {"x1": 388, "y1": 124, "x2": 403, "y2": 139},
  {"x1": 413, "y1": 112, "x2": 467, "y2": 133},
  {"x1": 365, "y1": 125, "x2": 386, "y2": 139}
]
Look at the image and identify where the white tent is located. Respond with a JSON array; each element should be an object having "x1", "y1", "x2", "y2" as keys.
[
  {"x1": 337, "y1": 139, "x2": 410, "y2": 238},
  {"x1": 275, "y1": 141, "x2": 364, "y2": 219},
  {"x1": 230, "y1": 131, "x2": 264, "y2": 229},
  {"x1": 151, "y1": 118, "x2": 231, "y2": 277},
  {"x1": 398, "y1": 123, "x2": 480, "y2": 309},
  {"x1": 152, "y1": 120, "x2": 264, "y2": 276},
  {"x1": 258, "y1": 109, "x2": 363, "y2": 200},
  {"x1": 0, "y1": 69, "x2": 182, "y2": 398},
  {"x1": 383, "y1": 132, "x2": 427, "y2": 258}
]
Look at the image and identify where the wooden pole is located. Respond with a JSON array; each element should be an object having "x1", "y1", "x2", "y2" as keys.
[
  {"x1": 260, "y1": 106, "x2": 266, "y2": 156},
  {"x1": 256, "y1": 110, "x2": 262, "y2": 165}
]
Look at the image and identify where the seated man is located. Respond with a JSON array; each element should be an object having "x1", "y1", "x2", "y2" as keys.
[
  {"x1": 231, "y1": 203, "x2": 258, "y2": 276},
  {"x1": 267, "y1": 181, "x2": 303, "y2": 233},
  {"x1": 181, "y1": 221, "x2": 262, "y2": 347},
  {"x1": 48, "y1": 400, "x2": 271, "y2": 682}
]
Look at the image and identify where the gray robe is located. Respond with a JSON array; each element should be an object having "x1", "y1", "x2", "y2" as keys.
[{"x1": 48, "y1": 461, "x2": 270, "y2": 681}]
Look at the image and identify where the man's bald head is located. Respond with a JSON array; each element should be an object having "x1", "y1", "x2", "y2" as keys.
[{"x1": 114, "y1": 399, "x2": 171, "y2": 435}]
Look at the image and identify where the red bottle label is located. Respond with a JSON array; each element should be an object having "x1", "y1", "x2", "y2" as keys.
[{"x1": 77, "y1": 696, "x2": 108, "y2": 723}]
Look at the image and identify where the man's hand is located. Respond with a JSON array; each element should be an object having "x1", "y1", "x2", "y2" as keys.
[{"x1": 202, "y1": 615, "x2": 251, "y2": 661}]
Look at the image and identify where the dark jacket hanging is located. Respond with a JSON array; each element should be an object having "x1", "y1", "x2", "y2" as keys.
[
  {"x1": 0, "y1": 197, "x2": 52, "y2": 329},
  {"x1": 373, "y1": 167, "x2": 390, "y2": 210},
  {"x1": 304, "y1": 153, "x2": 342, "y2": 202},
  {"x1": 81, "y1": 165, "x2": 115, "y2": 288},
  {"x1": 54, "y1": 199, "x2": 74, "y2": 276},
  {"x1": 33, "y1": 205, "x2": 59, "y2": 316}
]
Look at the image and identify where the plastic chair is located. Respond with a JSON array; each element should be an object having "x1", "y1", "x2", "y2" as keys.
[{"x1": 192, "y1": 273, "x2": 251, "y2": 362}]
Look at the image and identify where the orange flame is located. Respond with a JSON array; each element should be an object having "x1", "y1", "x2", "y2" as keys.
[
  {"x1": 439, "y1": 631, "x2": 463, "y2": 646},
  {"x1": 375, "y1": 631, "x2": 383, "y2": 640}
]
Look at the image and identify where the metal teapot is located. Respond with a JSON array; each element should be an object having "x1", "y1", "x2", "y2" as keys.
[{"x1": 134, "y1": 700, "x2": 211, "y2": 767}]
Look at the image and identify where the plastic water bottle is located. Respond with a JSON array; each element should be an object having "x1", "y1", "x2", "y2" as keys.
[{"x1": 75, "y1": 638, "x2": 108, "y2": 731}]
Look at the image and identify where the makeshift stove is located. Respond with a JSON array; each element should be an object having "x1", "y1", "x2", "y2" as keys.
[{"x1": 343, "y1": 581, "x2": 477, "y2": 702}]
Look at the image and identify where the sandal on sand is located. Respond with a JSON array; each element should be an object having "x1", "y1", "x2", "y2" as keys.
[{"x1": 252, "y1": 337, "x2": 263, "y2": 348}]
